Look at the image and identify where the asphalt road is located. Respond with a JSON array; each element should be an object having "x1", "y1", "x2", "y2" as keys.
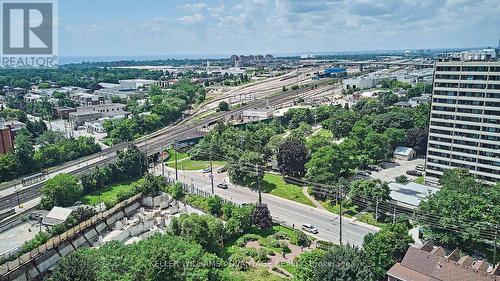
[
  {"x1": 160, "y1": 167, "x2": 378, "y2": 246},
  {"x1": 0, "y1": 79, "x2": 331, "y2": 212}
]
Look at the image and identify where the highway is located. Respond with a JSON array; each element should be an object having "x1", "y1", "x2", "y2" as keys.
[{"x1": 160, "y1": 167, "x2": 378, "y2": 246}]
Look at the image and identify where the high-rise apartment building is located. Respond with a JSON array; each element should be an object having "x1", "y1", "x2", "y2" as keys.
[{"x1": 425, "y1": 57, "x2": 500, "y2": 185}]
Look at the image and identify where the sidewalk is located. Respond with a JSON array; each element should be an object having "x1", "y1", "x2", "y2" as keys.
[{"x1": 302, "y1": 186, "x2": 327, "y2": 211}]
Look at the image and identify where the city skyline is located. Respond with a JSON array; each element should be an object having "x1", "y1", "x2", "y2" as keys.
[{"x1": 59, "y1": 0, "x2": 500, "y2": 56}]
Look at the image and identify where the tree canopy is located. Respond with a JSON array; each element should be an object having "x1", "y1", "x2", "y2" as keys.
[{"x1": 418, "y1": 169, "x2": 500, "y2": 251}]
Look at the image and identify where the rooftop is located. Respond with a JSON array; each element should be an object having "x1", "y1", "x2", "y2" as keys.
[
  {"x1": 388, "y1": 244, "x2": 500, "y2": 281},
  {"x1": 389, "y1": 182, "x2": 439, "y2": 208},
  {"x1": 394, "y1": 146, "x2": 415, "y2": 156},
  {"x1": 43, "y1": 206, "x2": 73, "y2": 226}
]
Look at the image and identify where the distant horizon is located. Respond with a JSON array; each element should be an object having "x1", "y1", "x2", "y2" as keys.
[{"x1": 59, "y1": 45, "x2": 491, "y2": 65}]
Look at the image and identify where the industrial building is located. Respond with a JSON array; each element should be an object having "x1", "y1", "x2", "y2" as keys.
[
  {"x1": 118, "y1": 79, "x2": 157, "y2": 90},
  {"x1": 425, "y1": 57, "x2": 500, "y2": 185}
]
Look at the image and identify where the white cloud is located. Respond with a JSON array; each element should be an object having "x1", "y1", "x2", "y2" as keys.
[{"x1": 177, "y1": 13, "x2": 205, "y2": 25}]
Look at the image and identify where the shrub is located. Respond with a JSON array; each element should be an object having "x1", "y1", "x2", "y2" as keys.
[
  {"x1": 395, "y1": 175, "x2": 409, "y2": 184},
  {"x1": 168, "y1": 182, "x2": 185, "y2": 200},
  {"x1": 103, "y1": 198, "x2": 117, "y2": 210},
  {"x1": 21, "y1": 232, "x2": 49, "y2": 253},
  {"x1": 255, "y1": 248, "x2": 269, "y2": 262},
  {"x1": 294, "y1": 230, "x2": 311, "y2": 247},
  {"x1": 229, "y1": 252, "x2": 251, "y2": 271},
  {"x1": 235, "y1": 234, "x2": 260, "y2": 247},
  {"x1": 207, "y1": 196, "x2": 223, "y2": 217},
  {"x1": 273, "y1": 232, "x2": 290, "y2": 240}
]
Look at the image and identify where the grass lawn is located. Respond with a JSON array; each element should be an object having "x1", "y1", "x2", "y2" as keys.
[
  {"x1": 224, "y1": 225, "x2": 302, "y2": 256},
  {"x1": 279, "y1": 262, "x2": 297, "y2": 275},
  {"x1": 82, "y1": 179, "x2": 137, "y2": 205},
  {"x1": 354, "y1": 212, "x2": 386, "y2": 227},
  {"x1": 261, "y1": 173, "x2": 314, "y2": 207},
  {"x1": 164, "y1": 148, "x2": 189, "y2": 162},
  {"x1": 320, "y1": 200, "x2": 357, "y2": 218},
  {"x1": 167, "y1": 158, "x2": 226, "y2": 170},
  {"x1": 311, "y1": 128, "x2": 333, "y2": 139},
  {"x1": 414, "y1": 176, "x2": 425, "y2": 184}
]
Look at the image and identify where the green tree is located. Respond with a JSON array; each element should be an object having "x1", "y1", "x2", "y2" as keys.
[
  {"x1": 40, "y1": 174, "x2": 82, "y2": 209},
  {"x1": 168, "y1": 182, "x2": 185, "y2": 200},
  {"x1": 38, "y1": 82, "x2": 51, "y2": 89},
  {"x1": 169, "y1": 213, "x2": 225, "y2": 253},
  {"x1": 294, "y1": 249, "x2": 326, "y2": 281},
  {"x1": 363, "y1": 131, "x2": 391, "y2": 161},
  {"x1": 251, "y1": 203, "x2": 273, "y2": 230},
  {"x1": 349, "y1": 179, "x2": 391, "y2": 204},
  {"x1": 148, "y1": 84, "x2": 162, "y2": 96},
  {"x1": 353, "y1": 98, "x2": 386, "y2": 115},
  {"x1": 321, "y1": 109, "x2": 359, "y2": 139},
  {"x1": 228, "y1": 151, "x2": 264, "y2": 186},
  {"x1": 305, "y1": 145, "x2": 354, "y2": 184},
  {"x1": 363, "y1": 223, "x2": 413, "y2": 280},
  {"x1": 395, "y1": 175, "x2": 409, "y2": 184},
  {"x1": 14, "y1": 129, "x2": 34, "y2": 174},
  {"x1": 418, "y1": 169, "x2": 500, "y2": 251},
  {"x1": 207, "y1": 196, "x2": 223, "y2": 217},
  {"x1": 314, "y1": 245, "x2": 376, "y2": 281},
  {"x1": 49, "y1": 249, "x2": 98, "y2": 281},
  {"x1": 13, "y1": 79, "x2": 30, "y2": 89},
  {"x1": 218, "y1": 101, "x2": 229, "y2": 111},
  {"x1": 0, "y1": 153, "x2": 19, "y2": 182},
  {"x1": 404, "y1": 127, "x2": 428, "y2": 155},
  {"x1": 413, "y1": 103, "x2": 431, "y2": 129},
  {"x1": 277, "y1": 139, "x2": 309, "y2": 178},
  {"x1": 371, "y1": 110, "x2": 414, "y2": 132},
  {"x1": 377, "y1": 91, "x2": 399, "y2": 106},
  {"x1": 114, "y1": 144, "x2": 147, "y2": 180}
]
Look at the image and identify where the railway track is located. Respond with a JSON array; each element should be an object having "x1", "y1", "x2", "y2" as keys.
[{"x1": 0, "y1": 83, "x2": 321, "y2": 213}]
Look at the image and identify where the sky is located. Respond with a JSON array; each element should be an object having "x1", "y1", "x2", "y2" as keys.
[{"x1": 58, "y1": 0, "x2": 500, "y2": 57}]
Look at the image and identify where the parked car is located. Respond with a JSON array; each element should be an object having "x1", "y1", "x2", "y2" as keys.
[
  {"x1": 406, "y1": 170, "x2": 423, "y2": 176},
  {"x1": 217, "y1": 166, "x2": 227, "y2": 173},
  {"x1": 217, "y1": 183, "x2": 228, "y2": 189},
  {"x1": 301, "y1": 223, "x2": 319, "y2": 234},
  {"x1": 357, "y1": 171, "x2": 370, "y2": 177},
  {"x1": 202, "y1": 168, "x2": 211, "y2": 173},
  {"x1": 368, "y1": 165, "x2": 382, "y2": 171}
]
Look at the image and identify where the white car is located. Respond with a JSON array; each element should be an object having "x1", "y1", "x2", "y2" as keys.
[{"x1": 301, "y1": 223, "x2": 319, "y2": 234}]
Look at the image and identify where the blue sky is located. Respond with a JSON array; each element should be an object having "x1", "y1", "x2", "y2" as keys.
[{"x1": 58, "y1": 0, "x2": 500, "y2": 57}]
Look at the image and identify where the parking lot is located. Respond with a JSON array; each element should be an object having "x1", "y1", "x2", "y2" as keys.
[{"x1": 367, "y1": 158, "x2": 425, "y2": 183}]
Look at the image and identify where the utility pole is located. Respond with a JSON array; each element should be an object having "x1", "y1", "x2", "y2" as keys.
[
  {"x1": 339, "y1": 183, "x2": 343, "y2": 245},
  {"x1": 144, "y1": 141, "x2": 148, "y2": 173},
  {"x1": 161, "y1": 147, "x2": 165, "y2": 177},
  {"x1": 256, "y1": 164, "x2": 262, "y2": 204},
  {"x1": 393, "y1": 206, "x2": 397, "y2": 224},
  {"x1": 375, "y1": 197, "x2": 380, "y2": 223},
  {"x1": 494, "y1": 226, "x2": 498, "y2": 266},
  {"x1": 174, "y1": 142, "x2": 178, "y2": 181},
  {"x1": 210, "y1": 150, "x2": 214, "y2": 195}
]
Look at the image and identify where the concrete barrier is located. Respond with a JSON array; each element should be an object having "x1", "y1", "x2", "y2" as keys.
[{"x1": 0, "y1": 193, "x2": 143, "y2": 281}]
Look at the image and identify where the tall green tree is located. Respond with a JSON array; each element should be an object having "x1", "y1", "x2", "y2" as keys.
[
  {"x1": 14, "y1": 129, "x2": 34, "y2": 174},
  {"x1": 40, "y1": 174, "x2": 82, "y2": 209},
  {"x1": 305, "y1": 144, "x2": 354, "y2": 184},
  {"x1": 418, "y1": 169, "x2": 500, "y2": 251},
  {"x1": 294, "y1": 249, "x2": 327, "y2": 281},
  {"x1": 49, "y1": 249, "x2": 98, "y2": 281},
  {"x1": 363, "y1": 223, "x2": 413, "y2": 280},
  {"x1": 314, "y1": 245, "x2": 377, "y2": 281},
  {"x1": 277, "y1": 139, "x2": 309, "y2": 178}
]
